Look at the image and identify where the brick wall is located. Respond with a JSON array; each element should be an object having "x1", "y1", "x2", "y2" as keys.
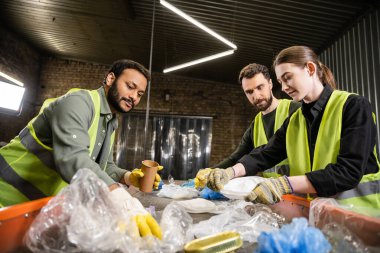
[
  {"x1": 38, "y1": 57, "x2": 255, "y2": 165},
  {"x1": 0, "y1": 25, "x2": 41, "y2": 142}
]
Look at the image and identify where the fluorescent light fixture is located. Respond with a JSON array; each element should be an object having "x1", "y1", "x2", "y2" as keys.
[
  {"x1": 0, "y1": 81, "x2": 25, "y2": 111},
  {"x1": 160, "y1": 0, "x2": 237, "y2": 50},
  {"x1": 0, "y1": 71, "x2": 24, "y2": 87},
  {"x1": 160, "y1": 0, "x2": 237, "y2": 73},
  {"x1": 163, "y1": 50, "x2": 234, "y2": 73}
]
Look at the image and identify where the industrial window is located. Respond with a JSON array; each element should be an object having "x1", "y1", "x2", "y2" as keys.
[{"x1": 115, "y1": 113, "x2": 212, "y2": 180}]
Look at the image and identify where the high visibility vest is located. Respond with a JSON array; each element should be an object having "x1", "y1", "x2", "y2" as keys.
[
  {"x1": 286, "y1": 90, "x2": 380, "y2": 209},
  {"x1": 0, "y1": 89, "x2": 115, "y2": 207},
  {"x1": 253, "y1": 99, "x2": 292, "y2": 178}
]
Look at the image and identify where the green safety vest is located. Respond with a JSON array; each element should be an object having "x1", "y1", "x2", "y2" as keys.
[
  {"x1": 0, "y1": 89, "x2": 115, "y2": 207},
  {"x1": 253, "y1": 99, "x2": 292, "y2": 178},
  {"x1": 286, "y1": 90, "x2": 380, "y2": 209}
]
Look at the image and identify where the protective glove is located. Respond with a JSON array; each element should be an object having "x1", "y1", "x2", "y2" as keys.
[
  {"x1": 206, "y1": 167, "x2": 235, "y2": 192},
  {"x1": 109, "y1": 187, "x2": 162, "y2": 239},
  {"x1": 194, "y1": 168, "x2": 212, "y2": 189},
  {"x1": 244, "y1": 176, "x2": 293, "y2": 205},
  {"x1": 127, "y1": 165, "x2": 163, "y2": 189}
]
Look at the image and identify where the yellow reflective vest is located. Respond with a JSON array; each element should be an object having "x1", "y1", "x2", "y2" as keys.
[
  {"x1": 253, "y1": 99, "x2": 291, "y2": 178},
  {"x1": 0, "y1": 89, "x2": 115, "y2": 207},
  {"x1": 286, "y1": 90, "x2": 380, "y2": 209}
]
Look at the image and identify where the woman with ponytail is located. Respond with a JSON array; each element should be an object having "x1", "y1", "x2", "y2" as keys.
[{"x1": 207, "y1": 46, "x2": 380, "y2": 211}]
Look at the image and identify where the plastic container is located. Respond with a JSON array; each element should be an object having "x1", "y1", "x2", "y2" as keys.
[
  {"x1": 0, "y1": 197, "x2": 52, "y2": 253},
  {"x1": 270, "y1": 194, "x2": 310, "y2": 221},
  {"x1": 311, "y1": 199, "x2": 380, "y2": 246}
]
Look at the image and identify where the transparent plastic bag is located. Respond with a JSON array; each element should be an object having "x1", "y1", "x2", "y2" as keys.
[
  {"x1": 25, "y1": 168, "x2": 197, "y2": 253},
  {"x1": 25, "y1": 168, "x2": 154, "y2": 253},
  {"x1": 159, "y1": 202, "x2": 194, "y2": 252},
  {"x1": 189, "y1": 200, "x2": 283, "y2": 243},
  {"x1": 157, "y1": 183, "x2": 199, "y2": 199}
]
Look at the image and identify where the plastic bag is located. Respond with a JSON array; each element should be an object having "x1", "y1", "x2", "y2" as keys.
[
  {"x1": 157, "y1": 183, "x2": 199, "y2": 199},
  {"x1": 200, "y1": 186, "x2": 228, "y2": 200},
  {"x1": 25, "y1": 168, "x2": 140, "y2": 253},
  {"x1": 159, "y1": 202, "x2": 193, "y2": 252},
  {"x1": 220, "y1": 176, "x2": 266, "y2": 199},
  {"x1": 189, "y1": 200, "x2": 283, "y2": 243},
  {"x1": 176, "y1": 198, "x2": 217, "y2": 213},
  {"x1": 25, "y1": 168, "x2": 198, "y2": 253},
  {"x1": 256, "y1": 217, "x2": 331, "y2": 253}
]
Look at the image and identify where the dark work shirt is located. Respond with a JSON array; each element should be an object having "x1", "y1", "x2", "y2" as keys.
[
  {"x1": 239, "y1": 85, "x2": 379, "y2": 197},
  {"x1": 214, "y1": 100, "x2": 300, "y2": 168}
]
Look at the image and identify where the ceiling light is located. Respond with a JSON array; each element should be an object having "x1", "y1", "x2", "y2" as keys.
[
  {"x1": 0, "y1": 71, "x2": 24, "y2": 87},
  {"x1": 160, "y1": 0, "x2": 237, "y2": 73},
  {"x1": 160, "y1": 0, "x2": 237, "y2": 50},
  {"x1": 163, "y1": 50, "x2": 234, "y2": 73}
]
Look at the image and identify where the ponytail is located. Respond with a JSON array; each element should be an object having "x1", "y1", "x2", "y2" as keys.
[{"x1": 317, "y1": 61, "x2": 336, "y2": 89}]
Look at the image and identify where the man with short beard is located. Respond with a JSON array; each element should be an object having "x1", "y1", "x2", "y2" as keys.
[
  {"x1": 195, "y1": 63, "x2": 300, "y2": 188},
  {"x1": 0, "y1": 59, "x2": 162, "y2": 239}
]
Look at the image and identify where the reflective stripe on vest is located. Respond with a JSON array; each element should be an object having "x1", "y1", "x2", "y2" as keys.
[
  {"x1": 0, "y1": 89, "x2": 104, "y2": 206},
  {"x1": 286, "y1": 90, "x2": 380, "y2": 208},
  {"x1": 253, "y1": 99, "x2": 291, "y2": 177}
]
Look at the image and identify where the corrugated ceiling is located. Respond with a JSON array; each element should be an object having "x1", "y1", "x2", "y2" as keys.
[{"x1": 0, "y1": 0, "x2": 378, "y2": 84}]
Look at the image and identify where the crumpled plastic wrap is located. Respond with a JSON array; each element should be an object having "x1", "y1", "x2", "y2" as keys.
[
  {"x1": 157, "y1": 183, "x2": 199, "y2": 199},
  {"x1": 24, "y1": 168, "x2": 194, "y2": 253},
  {"x1": 189, "y1": 200, "x2": 283, "y2": 243},
  {"x1": 255, "y1": 217, "x2": 331, "y2": 253},
  {"x1": 25, "y1": 168, "x2": 141, "y2": 253},
  {"x1": 159, "y1": 202, "x2": 193, "y2": 252}
]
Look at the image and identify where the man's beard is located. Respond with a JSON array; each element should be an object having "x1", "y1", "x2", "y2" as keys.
[
  {"x1": 254, "y1": 95, "x2": 273, "y2": 111},
  {"x1": 107, "y1": 81, "x2": 134, "y2": 113}
]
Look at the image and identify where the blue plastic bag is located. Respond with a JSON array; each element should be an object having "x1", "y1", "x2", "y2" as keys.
[
  {"x1": 255, "y1": 217, "x2": 331, "y2": 253},
  {"x1": 200, "y1": 186, "x2": 228, "y2": 200},
  {"x1": 181, "y1": 179, "x2": 195, "y2": 188}
]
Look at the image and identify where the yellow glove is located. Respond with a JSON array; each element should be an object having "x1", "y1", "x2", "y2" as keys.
[
  {"x1": 194, "y1": 168, "x2": 212, "y2": 188},
  {"x1": 206, "y1": 167, "x2": 235, "y2": 192},
  {"x1": 127, "y1": 165, "x2": 163, "y2": 189},
  {"x1": 109, "y1": 187, "x2": 162, "y2": 239},
  {"x1": 244, "y1": 176, "x2": 293, "y2": 205}
]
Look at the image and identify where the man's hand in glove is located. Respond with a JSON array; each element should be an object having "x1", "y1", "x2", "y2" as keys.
[
  {"x1": 194, "y1": 168, "x2": 212, "y2": 189},
  {"x1": 125, "y1": 165, "x2": 163, "y2": 189},
  {"x1": 245, "y1": 176, "x2": 293, "y2": 205},
  {"x1": 109, "y1": 187, "x2": 162, "y2": 239},
  {"x1": 206, "y1": 167, "x2": 235, "y2": 192}
]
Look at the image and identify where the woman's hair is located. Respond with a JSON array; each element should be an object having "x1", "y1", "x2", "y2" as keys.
[{"x1": 273, "y1": 46, "x2": 336, "y2": 89}]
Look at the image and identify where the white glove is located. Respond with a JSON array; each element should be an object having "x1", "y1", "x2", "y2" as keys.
[{"x1": 109, "y1": 187, "x2": 162, "y2": 239}]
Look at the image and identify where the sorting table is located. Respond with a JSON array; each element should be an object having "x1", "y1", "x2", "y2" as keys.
[{"x1": 128, "y1": 182, "x2": 257, "y2": 252}]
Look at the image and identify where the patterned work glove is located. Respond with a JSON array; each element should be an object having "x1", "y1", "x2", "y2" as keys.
[
  {"x1": 109, "y1": 187, "x2": 162, "y2": 239},
  {"x1": 127, "y1": 165, "x2": 163, "y2": 189},
  {"x1": 206, "y1": 167, "x2": 235, "y2": 192},
  {"x1": 245, "y1": 176, "x2": 293, "y2": 205},
  {"x1": 194, "y1": 168, "x2": 212, "y2": 189}
]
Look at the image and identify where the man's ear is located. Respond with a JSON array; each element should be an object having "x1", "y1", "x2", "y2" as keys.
[{"x1": 105, "y1": 72, "x2": 115, "y2": 86}]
